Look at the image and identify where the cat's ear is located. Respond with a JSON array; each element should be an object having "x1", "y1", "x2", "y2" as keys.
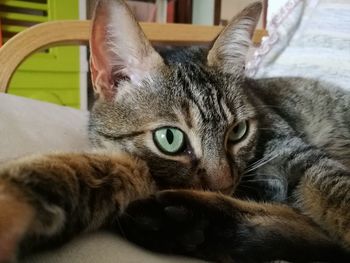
[
  {"x1": 90, "y1": 0, "x2": 164, "y2": 99},
  {"x1": 207, "y1": 2, "x2": 262, "y2": 74}
]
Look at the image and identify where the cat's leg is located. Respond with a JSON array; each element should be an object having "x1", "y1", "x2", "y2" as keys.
[
  {"x1": 245, "y1": 135, "x2": 350, "y2": 251},
  {"x1": 291, "y1": 154, "x2": 350, "y2": 249},
  {"x1": 120, "y1": 189, "x2": 349, "y2": 263},
  {"x1": 261, "y1": 136, "x2": 350, "y2": 249},
  {"x1": 0, "y1": 152, "x2": 155, "y2": 262}
]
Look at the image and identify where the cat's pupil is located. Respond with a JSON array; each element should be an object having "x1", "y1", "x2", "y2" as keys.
[
  {"x1": 166, "y1": 129, "x2": 174, "y2": 144},
  {"x1": 233, "y1": 125, "x2": 239, "y2": 134}
]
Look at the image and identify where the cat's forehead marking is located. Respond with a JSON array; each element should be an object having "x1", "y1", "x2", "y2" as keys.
[
  {"x1": 220, "y1": 99, "x2": 234, "y2": 123},
  {"x1": 173, "y1": 107, "x2": 203, "y2": 159},
  {"x1": 180, "y1": 101, "x2": 193, "y2": 129},
  {"x1": 172, "y1": 63, "x2": 232, "y2": 123},
  {"x1": 173, "y1": 101, "x2": 201, "y2": 130}
]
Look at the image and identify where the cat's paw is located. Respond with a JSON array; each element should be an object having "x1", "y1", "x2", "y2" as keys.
[
  {"x1": 0, "y1": 186, "x2": 35, "y2": 263},
  {"x1": 120, "y1": 190, "x2": 236, "y2": 261},
  {"x1": 121, "y1": 190, "x2": 350, "y2": 263}
]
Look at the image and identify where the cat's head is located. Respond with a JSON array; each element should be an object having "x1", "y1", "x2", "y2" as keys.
[{"x1": 88, "y1": 0, "x2": 262, "y2": 194}]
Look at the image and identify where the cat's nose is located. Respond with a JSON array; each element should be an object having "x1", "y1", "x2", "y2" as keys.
[{"x1": 197, "y1": 164, "x2": 234, "y2": 194}]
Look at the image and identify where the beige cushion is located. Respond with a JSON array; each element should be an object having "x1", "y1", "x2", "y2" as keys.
[
  {"x1": 0, "y1": 94, "x2": 204, "y2": 263},
  {"x1": 0, "y1": 93, "x2": 90, "y2": 163},
  {"x1": 24, "y1": 231, "x2": 203, "y2": 263}
]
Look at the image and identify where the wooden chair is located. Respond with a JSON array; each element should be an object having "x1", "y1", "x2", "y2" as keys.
[{"x1": 0, "y1": 20, "x2": 267, "y2": 93}]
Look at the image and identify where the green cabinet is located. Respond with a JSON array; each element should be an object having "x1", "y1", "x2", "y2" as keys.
[{"x1": 0, "y1": 0, "x2": 81, "y2": 108}]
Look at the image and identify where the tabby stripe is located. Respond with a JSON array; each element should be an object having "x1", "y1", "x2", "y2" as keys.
[
  {"x1": 285, "y1": 145, "x2": 320, "y2": 166},
  {"x1": 97, "y1": 130, "x2": 145, "y2": 141},
  {"x1": 177, "y1": 68, "x2": 207, "y2": 120},
  {"x1": 210, "y1": 88, "x2": 226, "y2": 121}
]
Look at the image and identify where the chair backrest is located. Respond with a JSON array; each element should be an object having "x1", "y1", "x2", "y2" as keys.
[{"x1": 0, "y1": 20, "x2": 266, "y2": 93}]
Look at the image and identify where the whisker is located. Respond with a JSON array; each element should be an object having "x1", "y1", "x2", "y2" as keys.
[
  {"x1": 245, "y1": 157, "x2": 268, "y2": 170},
  {"x1": 257, "y1": 128, "x2": 275, "y2": 131},
  {"x1": 240, "y1": 173, "x2": 256, "y2": 178},
  {"x1": 242, "y1": 173, "x2": 281, "y2": 180},
  {"x1": 254, "y1": 105, "x2": 284, "y2": 110},
  {"x1": 241, "y1": 178, "x2": 281, "y2": 183},
  {"x1": 244, "y1": 154, "x2": 279, "y2": 174},
  {"x1": 247, "y1": 154, "x2": 275, "y2": 167},
  {"x1": 255, "y1": 104, "x2": 281, "y2": 108}
]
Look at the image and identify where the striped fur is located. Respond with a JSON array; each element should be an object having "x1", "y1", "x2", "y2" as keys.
[{"x1": 0, "y1": 152, "x2": 155, "y2": 260}]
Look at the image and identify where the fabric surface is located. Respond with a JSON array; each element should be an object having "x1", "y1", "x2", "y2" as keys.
[
  {"x1": 0, "y1": 93, "x2": 204, "y2": 263},
  {"x1": 0, "y1": 93, "x2": 90, "y2": 163},
  {"x1": 247, "y1": 0, "x2": 350, "y2": 91},
  {"x1": 23, "y1": 231, "x2": 204, "y2": 263}
]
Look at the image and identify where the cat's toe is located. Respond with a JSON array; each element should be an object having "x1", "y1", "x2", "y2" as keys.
[
  {"x1": 120, "y1": 190, "x2": 211, "y2": 253},
  {"x1": 123, "y1": 196, "x2": 164, "y2": 230}
]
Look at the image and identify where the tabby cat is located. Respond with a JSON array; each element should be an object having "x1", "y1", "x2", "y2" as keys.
[{"x1": 0, "y1": 0, "x2": 349, "y2": 262}]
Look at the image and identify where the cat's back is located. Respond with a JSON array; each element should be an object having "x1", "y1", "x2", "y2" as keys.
[{"x1": 254, "y1": 77, "x2": 350, "y2": 166}]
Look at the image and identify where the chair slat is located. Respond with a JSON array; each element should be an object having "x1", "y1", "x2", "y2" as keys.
[{"x1": 0, "y1": 20, "x2": 267, "y2": 93}]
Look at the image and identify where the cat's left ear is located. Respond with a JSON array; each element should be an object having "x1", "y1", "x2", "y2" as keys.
[{"x1": 207, "y1": 2, "x2": 262, "y2": 74}]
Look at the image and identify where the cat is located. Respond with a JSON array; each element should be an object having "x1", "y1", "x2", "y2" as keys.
[{"x1": 0, "y1": 0, "x2": 349, "y2": 262}]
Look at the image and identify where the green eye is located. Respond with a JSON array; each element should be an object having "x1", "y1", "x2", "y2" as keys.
[
  {"x1": 153, "y1": 127, "x2": 185, "y2": 154},
  {"x1": 228, "y1": 121, "x2": 248, "y2": 143}
]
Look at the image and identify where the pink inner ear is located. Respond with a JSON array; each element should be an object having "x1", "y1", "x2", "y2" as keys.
[
  {"x1": 90, "y1": 3, "x2": 114, "y2": 98},
  {"x1": 89, "y1": 0, "x2": 165, "y2": 98}
]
